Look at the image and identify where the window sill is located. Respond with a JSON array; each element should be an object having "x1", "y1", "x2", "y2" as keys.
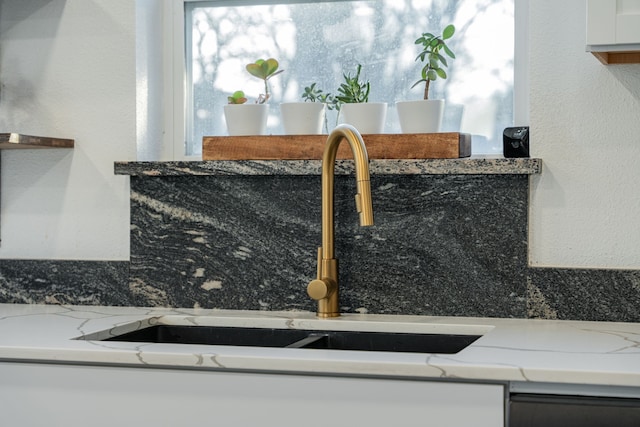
[{"x1": 114, "y1": 157, "x2": 541, "y2": 177}]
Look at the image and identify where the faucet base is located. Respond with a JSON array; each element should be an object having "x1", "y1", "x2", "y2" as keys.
[
  {"x1": 316, "y1": 312, "x2": 341, "y2": 319},
  {"x1": 315, "y1": 291, "x2": 340, "y2": 318}
]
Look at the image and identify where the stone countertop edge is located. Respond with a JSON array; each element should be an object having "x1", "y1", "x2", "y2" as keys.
[
  {"x1": 1, "y1": 304, "x2": 638, "y2": 390},
  {"x1": 114, "y1": 157, "x2": 542, "y2": 177}
]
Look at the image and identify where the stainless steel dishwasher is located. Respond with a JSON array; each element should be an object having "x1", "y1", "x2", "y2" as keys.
[{"x1": 509, "y1": 394, "x2": 640, "y2": 426}]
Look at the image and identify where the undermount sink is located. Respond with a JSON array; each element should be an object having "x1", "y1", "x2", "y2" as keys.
[{"x1": 85, "y1": 320, "x2": 485, "y2": 354}]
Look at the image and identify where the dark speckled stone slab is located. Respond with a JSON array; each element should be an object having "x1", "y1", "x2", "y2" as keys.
[
  {"x1": 128, "y1": 174, "x2": 529, "y2": 317},
  {"x1": 527, "y1": 268, "x2": 640, "y2": 322},
  {"x1": 115, "y1": 157, "x2": 543, "y2": 177},
  {"x1": 0, "y1": 260, "x2": 130, "y2": 305},
  {"x1": 2, "y1": 158, "x2": 640, "y2": 323}
]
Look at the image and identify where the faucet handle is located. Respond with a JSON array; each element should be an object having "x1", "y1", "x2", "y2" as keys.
[
  {"x1": 308, "y1": 247, "x2": 337, "y2": 301},
  {"x1": 307, "y1": 278, "x2": 337, "y2": 301}
]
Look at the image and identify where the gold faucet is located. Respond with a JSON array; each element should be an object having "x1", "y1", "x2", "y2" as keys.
[{"x1": 307, "y1": 124, "x2": 374, "y2": 318}]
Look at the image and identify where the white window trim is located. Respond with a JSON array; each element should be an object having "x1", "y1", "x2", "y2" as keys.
[
  {"x1": 161, "y1": 0, "x2": 188, "y2": 161},
  {"x1": 514, "y1": 0, "x2": 530, "y2": 126},
  {"x1": 162, "y1": 0, "x2": 529, "y2": 161}
]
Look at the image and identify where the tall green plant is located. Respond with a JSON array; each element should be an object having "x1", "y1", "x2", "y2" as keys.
[{"x1": 412, "y1": 24, "x2": 456, "y2": 100}]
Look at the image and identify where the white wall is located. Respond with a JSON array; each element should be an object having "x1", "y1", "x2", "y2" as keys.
[
  {"x1": 529, "y1": 0, "x2": 640, "y2": 269},
  {"x1": 135, "y1": 0, "x2": 166, "y2": 162},
  {"x1": 1, "y1": 0, "x2": 638, "y2": 269},
  {"x1": 0, "y1": 0, "x2": 135, "y2": 260}
]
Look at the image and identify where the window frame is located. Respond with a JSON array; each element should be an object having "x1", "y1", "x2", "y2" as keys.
[{"x1": 162, "y1": 0, "x2": 529, "y2": 161}]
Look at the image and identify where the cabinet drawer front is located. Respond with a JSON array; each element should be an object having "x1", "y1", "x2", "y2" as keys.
[{"x1": 1, "y1": 363, "x2": 504, "y2": 427}]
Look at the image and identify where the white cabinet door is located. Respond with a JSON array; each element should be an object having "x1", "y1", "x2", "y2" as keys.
[
  {"x1": 587, "y1": 0, "x2": 640, "y2": 46},
  {"x1": 0, "y1": 362, "x2": 504, "y2": 427}
]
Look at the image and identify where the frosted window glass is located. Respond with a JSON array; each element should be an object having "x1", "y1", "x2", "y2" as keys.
[{"x1": 185, "y1": 0, "x2": 514, "y2": 156}]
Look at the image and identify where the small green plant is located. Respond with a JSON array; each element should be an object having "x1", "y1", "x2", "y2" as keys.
[
  {"x1": 227, "y1": 90, "x2": 248, "y2": 104},
  {"x1": 301, "y1": 83, "x2": 339, "y2": 133},
  {"x1": 246, "y1": 58, "x2": 284, "y2": 104},
  {"x1": 412, "y1": 24, "x2": 456, "y2": 100},
  {"x1": 335, "y1": 64, "x2": 370, "y2": 105},
  {"x1": 302, "y1": 83, "x2": 337, "y2": 109}
]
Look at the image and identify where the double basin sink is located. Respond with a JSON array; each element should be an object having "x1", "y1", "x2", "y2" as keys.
[{"x1": 83, "y1": 315, "x2": 488, "y2": 355}]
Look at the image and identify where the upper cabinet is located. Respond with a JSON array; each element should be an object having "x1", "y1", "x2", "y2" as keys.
[{"x1": 586, "y1": 0, "x2": 640, "y2": 64}]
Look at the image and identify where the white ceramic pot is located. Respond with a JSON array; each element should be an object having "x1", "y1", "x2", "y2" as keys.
[
  {"x1": 223, "y1": 104, "x2": 269, "y2": 136},
  {"x1": 396, "y1": 99, "x2": 445, "y2": 133},
  {"x1": 340, "y1": 102, "x2": 387, "y2": 134},
  {"x1": 280, "y1": 102, "x2": 325, "y2": 135}
]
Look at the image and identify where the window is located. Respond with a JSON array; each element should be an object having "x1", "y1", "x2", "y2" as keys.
[{"x1": 179, "y1": 0, "x2": 519, "y2": 158}]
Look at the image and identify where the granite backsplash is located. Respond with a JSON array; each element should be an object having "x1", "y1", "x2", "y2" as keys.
[{"x1": 1, "y1": 158, "x2": 639, "y2": 322}]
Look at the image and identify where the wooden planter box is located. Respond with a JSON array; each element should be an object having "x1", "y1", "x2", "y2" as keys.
[{"x1": 202, "y1": 133, "x2": 471, "y2": 160}]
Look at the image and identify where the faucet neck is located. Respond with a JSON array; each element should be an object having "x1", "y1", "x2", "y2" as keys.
[
  {"x1": 321, "y1": 125, "x2": 373, "y2": 259},
  {"x1": 307, "y1": 124, "x2": 374, "y2": 318}
]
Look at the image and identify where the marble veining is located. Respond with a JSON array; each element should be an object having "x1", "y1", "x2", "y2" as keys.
[{"x1": 0, "y1": 304, "x2": 639, "y2": 389}]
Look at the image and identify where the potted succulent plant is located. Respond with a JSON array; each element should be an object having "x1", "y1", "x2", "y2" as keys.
[
  {"x1": 397, "y1": 24, "x2": 456, "y2": 133},
  {"x1": 279, "y1": 83, "x2": 332, "y2": 135},
  {"x1": 336, "y1": 64, "x2": 387, "y2": 134},
  {"x1": 223, "y1": 58, "x2": 283, "y2": 136}
]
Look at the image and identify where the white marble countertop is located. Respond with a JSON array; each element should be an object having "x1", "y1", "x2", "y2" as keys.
[{"x1": 1, "y1": 304, "x2": 639, "y2": 389}]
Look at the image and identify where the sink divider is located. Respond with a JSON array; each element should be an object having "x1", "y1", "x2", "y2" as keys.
[{"x1": 285, "y1": 333, "x2": 328, "y2": 349}]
